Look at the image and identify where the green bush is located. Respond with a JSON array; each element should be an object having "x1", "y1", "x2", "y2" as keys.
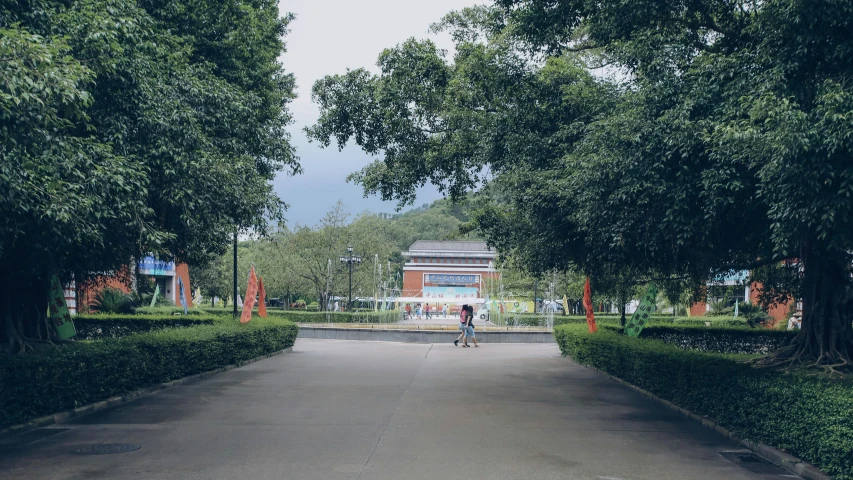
[
  {"x1": 133, "y1": 306, "x2": 205, "y2": 316},
  {"x1": 0, "y1": 318, "x2": 298, "y2": 429},
  {"x1": 74, "y1": 314, "x2": 220, "y2": 339},
  {"x1": 504, "y1": 315, "x2": 748, "y2": 328},
  {"x1": 90, "y1": 287, "x2": 134, "y2": 314},
  {"x1": 633, "y1": 325, "x2": 795, "y2": 354},
  {"x1": 554, "y1": 325, "x2": 853, "y2": 480}
]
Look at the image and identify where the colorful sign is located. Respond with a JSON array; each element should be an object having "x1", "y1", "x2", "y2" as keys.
[
  {"x1": 625, "y1": 283, "x2": 657, "y2": 337},
  {"x1": 48, "y1": 275, "x2": 76, "y2": 339},
  {"x1": 583, "y1": 278, "x2": 597, "y2": 333},
  {"x1": 424, "y1": 274, "x2": 480, "y2": 285},
  {"x1": 423, "y1": 286, "x2": 478, "y2": 300},
  {"x1": 258, "y1": 277, "x2": 267, "y2": 318},
  {"x1": 138, "y1": 256, "x2": 175, "y2": 276},
  {"x1": 240, "y1": 267, "x2": 258, "y2": 324}
]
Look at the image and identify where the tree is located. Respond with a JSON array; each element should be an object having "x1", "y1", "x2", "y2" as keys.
[
  {"x1": 308, "y1": 2, "x2": 853, "y2": 372},
  {"x1": 1, "y1": 0, "x2": 298, "y2": 351}
]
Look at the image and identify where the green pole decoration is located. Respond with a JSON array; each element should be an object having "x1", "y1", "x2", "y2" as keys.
[
  {"x1": 625, "y1": 282, "x2": 657, "y2": 337},
  {"x1": 150, "y1": 283, "x2": 159, "y2": 307},
  {"x1": 48, "y1": 275, "x2": 76, "y2": 340}
]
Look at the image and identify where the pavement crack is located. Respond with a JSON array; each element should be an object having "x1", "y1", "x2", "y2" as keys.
[
  {"x1": 424, "y1": 344, "x2": 433, "y2": 358},
  {"x1": 355, "y1": 346, "x2": 427, "y2": 480}
]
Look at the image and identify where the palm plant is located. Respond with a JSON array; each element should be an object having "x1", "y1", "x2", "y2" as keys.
[{"x1": 91, "y1": 287, "x2": 134, "y2": 314}]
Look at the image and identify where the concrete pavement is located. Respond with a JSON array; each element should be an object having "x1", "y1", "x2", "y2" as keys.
[{"x1": 0, "y1": 339, "x2": 797, "y2": 479}]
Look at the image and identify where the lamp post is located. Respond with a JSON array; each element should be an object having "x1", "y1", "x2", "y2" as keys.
[{"x1": 339, "y1": 245, "x2": 362, "y2": 310}]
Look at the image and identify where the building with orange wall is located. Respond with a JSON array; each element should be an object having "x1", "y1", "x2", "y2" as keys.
[
  {"x1": 401, "y1": 241, "x2": 498, "y2": 304},
  {"x1": 76, "y1": 256, "x2": 192, "y2": 313},
  {"x1": 688, "y1": 273, "x2": 793, "y2": 324}
]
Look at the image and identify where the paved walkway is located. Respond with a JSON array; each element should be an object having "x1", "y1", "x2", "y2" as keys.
[{"x1": 0, "y1": 339, "x2": 796, "y2": 480}]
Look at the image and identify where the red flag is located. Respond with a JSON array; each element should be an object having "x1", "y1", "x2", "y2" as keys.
[
  {"x1": 583, "y1": 277, "x2": 597, "y2": 333},
  {"x1": 258, "y1": 276, "x2": 267, "y2": 318},
  {"x1": 240, "y1": 266, "x2": 258, "y2": 324}
]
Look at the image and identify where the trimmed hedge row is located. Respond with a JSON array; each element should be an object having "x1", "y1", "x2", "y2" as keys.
[
  {"x1": 634, "y1": 325, "x2": 796, "y2": 354},
  {"x1": 505, "y1": 315, "x2": 748, "y2": 328},
  {"x1": 0, "y1": 319, "x2": 298, "y2": 429},
  {"x1": 133, "y1": 306, "x2": 206, "y2": 316},
  {"x1": 554, "y1": 325, "x2": 853, "y2": 479},
  {"x1": 74, "y1": 314, "x2": 220, "y2": 339}
]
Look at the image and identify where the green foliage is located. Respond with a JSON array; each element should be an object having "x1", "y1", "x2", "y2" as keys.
[
  {"x1": 738, "y1": 301, "x2": 771, "y2": 328},
  {"x1": 1, "y1": 0, "x2": 298, "y2": 349},
  {"x1": 628, "y1": 325, "x2": 795, "y2": 355},
  {"x1": 554, "y1": 325, "x2": 853, "y2": 479},
  {"x1": 74, "y1": 314, "x2": 218, "y2": 339},
  {"x1": 0, "y1": 318, "x2": 298, "y2": 429},
  {"x1": 307, "y1": 0, "x2": 853, "y2": 365},
  {"x1": 90, "y1": 288, "x2": 134, "y2": 314}
]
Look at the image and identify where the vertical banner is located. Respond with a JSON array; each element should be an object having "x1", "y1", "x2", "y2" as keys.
[
  {"x1": 625, "y1": 283, "x2": 657, "y2": 337},
  {"x1": 177, "y1": 276, "x2": 188, "y2": 315},
  {"x1": 258, "y1": 277, "x2": 267, "y2": 318},
  {"x1": 583, "y1": 278, "x2": 597, "y2": 333},
  {"x1": 240, "y1": 266, "x2": 258, "y2": 324},
  {"x1": 150, "y1": 283, "x2": 160, "y2": 307},
  {"x1": 48, "y1": 275, "x2": 76, "y2": 339}
]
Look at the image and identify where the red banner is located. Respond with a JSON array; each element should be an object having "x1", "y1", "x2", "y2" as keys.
[
  {"x1": 240, "y1": 266, "x2": 258, "y2": 324},
  {"x1": 583, "y1": 277, "x2": 597, "y2": 333},
  {"x1": 258, "y1": 276, "x2": 267, "y2": 318}
]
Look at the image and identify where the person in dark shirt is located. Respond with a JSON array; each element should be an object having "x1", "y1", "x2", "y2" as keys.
[{"x1": 463, "y1": 305, "x2": 479, "y2": 348}]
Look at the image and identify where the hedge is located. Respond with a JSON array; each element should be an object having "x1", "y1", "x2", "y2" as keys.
[
  {"x1": 0, "y1": 318, "x2": 298, "y2": 429},
  {"x1": 74, "y1": 314, "x2": 220, "y2": 339},
  {"x1": 633, "y1": 325, "x2": 796, "y2": 355},
  {"x1": 554, "y1": 325, "x2": 853, "y2": 479},
  {"x1": 133, "y1": 306, "x2": 206, "y2": 316},
  {"x1": 502, "y1": 315, "x2": 748, "y2": 328}
]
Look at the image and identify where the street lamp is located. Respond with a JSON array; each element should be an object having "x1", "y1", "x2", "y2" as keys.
[{"x1": 339, "y1": 245, "x2": 362, "y2": 310}]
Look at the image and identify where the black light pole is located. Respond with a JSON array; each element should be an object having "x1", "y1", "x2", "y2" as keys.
[
  {"x1": 339, "y1": 245, "x2": 362, "y2": 310},
  {"x1": 233, "y1": 230, "x2": 238, "y2": 317},
  {"x1": 533, "y1": 279, "x2": 538, "y2": 314}
]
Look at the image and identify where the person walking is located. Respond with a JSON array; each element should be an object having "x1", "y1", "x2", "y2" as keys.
[
  {"x1": 454, "y1": 304, "x2": 468, "y2": 346},
  {"x1": 405, "y1": 303, "x2": 412, "y2": 320},
  {"x1": 463, "y1": 305, "x2": 479, "y2": 348},
  {"x1": 442, "y1": 304, "x2": 448, "y2": 317},
  {"x1": 425, "y1": 303, "x2": 431, "y2": 319}
]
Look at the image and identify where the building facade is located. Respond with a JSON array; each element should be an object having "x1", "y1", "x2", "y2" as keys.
[{"x1": 401, "y1": 240, "x2": 498, "y2": 303}]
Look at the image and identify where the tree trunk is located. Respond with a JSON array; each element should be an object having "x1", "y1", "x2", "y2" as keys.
[
  {"x1": 1, "y1": 275, "x2": 54, "y2": 353},
  {"x1": 765, "y1": 245, "x2": 853, "y2": 374},
  {"x1": 619, "y1": 291, "x2": 627, "y2": 327}
]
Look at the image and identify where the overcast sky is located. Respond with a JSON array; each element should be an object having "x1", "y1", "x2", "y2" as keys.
[{"x1": 274, "y1": 0, "x2": 482, "y2": 227}]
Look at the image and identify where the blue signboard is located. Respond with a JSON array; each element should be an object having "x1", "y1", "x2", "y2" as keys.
[
  {"x1": 424, "y1": 274, "x2": 479, "y2": 285},
  {"x1": 138, "y1": 256, "x2": 175, "y2": 276},
  {"x1": 423, "y1": 286, "x2": 479, "y2": 300}
]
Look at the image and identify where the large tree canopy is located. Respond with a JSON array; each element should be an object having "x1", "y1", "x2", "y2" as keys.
[
  {"x1": 1, "y1": 0, "x2": 297, "y2": 351},
  {"x1": 309, "y1": 1, "x2": 853, "y2": 371}
]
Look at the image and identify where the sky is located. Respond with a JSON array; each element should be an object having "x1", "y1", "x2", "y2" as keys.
[{"x1": 274, "y1": 0, "x2": 482, "y2": 228}]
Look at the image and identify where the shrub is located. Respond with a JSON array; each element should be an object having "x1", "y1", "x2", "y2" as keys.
[
  {"x1": 134, "y1": 306, "x2": 205, "y2": 316},
  {"x1": 554, "y1": 325, "x2": 853, "y2": 480},
  {"x1": 90, "y1": 287, "x2": 134, "y2": 314},
  {"x1": 74, "y1": 314, "x2": 220, "y2": 339},
  {"x1": 632, "y1": 325, "x2": 795, "y2": 354},
  {"x1": 0, "y1": 318, "x2": 298, "y2": 429}
]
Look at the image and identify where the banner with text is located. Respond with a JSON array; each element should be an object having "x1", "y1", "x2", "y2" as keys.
[
  {"x1": 423, "y1": 286, "x2": 478, "y2": 300},
  {"x1": 240, "y1": 267, "x2": 258, "y2": 324},
  {"x1": 625, "y1": 283, "x2": 657, "y2": 337},
  {"x1": 48, "y1": 275, "x2": 76, "y2": 339},
  {"x1": 258, "y1": 277, "x2": 267, "y2": 318},
  {"x1": 583, "y1": 278, "x2": 597, "y2": 333}
]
